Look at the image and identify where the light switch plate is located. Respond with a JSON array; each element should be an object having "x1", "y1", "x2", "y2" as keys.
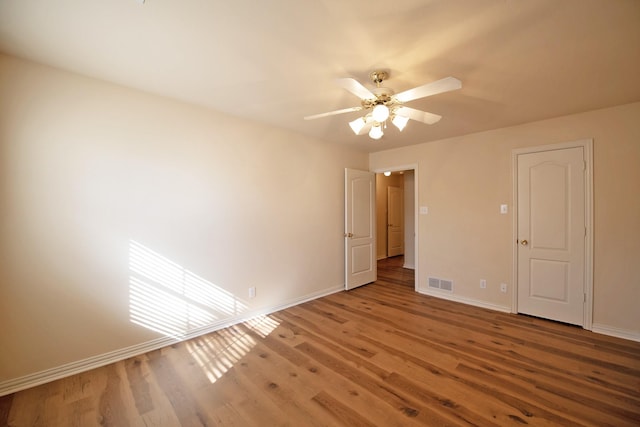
[
  {"x1": 500, "y1": 204, "x2": 508, "y2": 214},
  {"x1": 420, "y1": 206, "x2": 428, "y2": 215}
]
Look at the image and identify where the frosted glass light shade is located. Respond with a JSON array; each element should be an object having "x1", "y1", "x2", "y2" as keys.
[
  {"x1": 392, "y1": 115, "x2": 409, "y2": 131},
  {"x1": 369, "y1": 124, "x2": 383, "y2": 140},
  {"x1": 372, "y1": 104, "x2": 389, "y2": 122},
  {"x1": 349, "y1": 117, "x2": 366, "y2": 134}
]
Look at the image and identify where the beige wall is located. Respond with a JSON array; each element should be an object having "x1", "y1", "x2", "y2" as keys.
[
  {"x1": 370, "y1": 102, "x2": 640, "y2": 335},
  {"x1": 375, "y1": 173, "x2": 404, "y2": 259},
  {"x1": 0, "y1": 54, "x2": 368, "y2": 383}
]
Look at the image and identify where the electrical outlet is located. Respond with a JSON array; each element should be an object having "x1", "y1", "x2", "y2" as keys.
[
  {"x1": 249, "y1": 287, "x2": 256, "y2": 299},
  {"x1": 500, "y1": 283, "x2": 508, "y2": 293},
  {"x1": 480, "y1": 279, "x2": 486, "y2": 289}
]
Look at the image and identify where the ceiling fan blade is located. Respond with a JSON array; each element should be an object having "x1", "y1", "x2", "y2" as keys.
[
  {"x1": 304, "y1": 106, "x2": 362, "y2": 120},
  {"x1": 395, "y1": 106, "x2": 442, "y2": 125},
  {"x1": 394, "y1": 76, "x2": 461, "y2": 103},
  {"x1": 336, "y1": 78, "x2": 376, "y2": 100}
]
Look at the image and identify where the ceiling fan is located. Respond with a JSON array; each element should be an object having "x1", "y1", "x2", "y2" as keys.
[{"x1": 304, "y1": 71, "x2": 461, "y2": 140}]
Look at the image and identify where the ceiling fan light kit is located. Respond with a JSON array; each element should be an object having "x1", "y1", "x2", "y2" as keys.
[
  {"x1": 304, "y1": 70, "x2": 461, "y2": 140},
  {"x1": 391, "y1": 114, "x2": 409, "y2": 131},
  {"x1": 349, "y1": 117, "x2": 366, "y2": 134},
  {"x1": 372, "y1": 103, "x2": 390, "y2": 122},
  {"x1": 369, "y1": 123, "x2": 384, "y2": 140}
]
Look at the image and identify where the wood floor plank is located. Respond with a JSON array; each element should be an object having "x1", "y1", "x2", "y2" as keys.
[
  {"x1": 2, "y1": 256, "x2": 639, "y2": 426},
  {"x1": 345, "y1": 298, "x2": 640, "y2": 404},
  {"x1": 324, "y1": 285, "x2": 640, "y2": 397},
  {"x1": 349, "y1": 322, "x2": 561, "y2": 425},
  {"x1": 311, "y1": 391, "x2": 378, "y2": 427},
  {"x1": 455, "y1": 361, "x2": 637, "y2": 426},
  {"x1": 373, "y1": 340, "x2": 585, "y2": 426},
  {"x1": 293, "y1": 341, "x2": 456, "y2": 426},
  {"x1": 146, "y1": 353, "x2": 215, "y2": 426},
  {"x1": 0, "y1": 394, "x2": 11, "y2": 427},
  {"x1": 353, "y1": 284, "x2": 637, "y2": 370}
]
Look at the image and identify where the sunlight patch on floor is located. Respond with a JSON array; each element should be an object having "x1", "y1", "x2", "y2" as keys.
[{"x1": 185, "y1": 315, "x2": 280, "y2": 383}]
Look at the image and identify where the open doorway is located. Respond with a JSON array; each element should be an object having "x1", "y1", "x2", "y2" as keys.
[
  {"x1": 376, "y1": 255, "x2": 415, "y2": 289},
  {"x1": 375, "y1": 170, "x2": 415, "y2": 270}
]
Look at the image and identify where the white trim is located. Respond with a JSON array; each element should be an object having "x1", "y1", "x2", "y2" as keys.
[
  {"x1": 511, "y1": 139, "x2": 594, "y2": 330},
  {"x1": 592, "y1": 323, "x2": 640, "y2": 343},
  {"x1": 371, "y1": 163, "x2": 419, "y2": 292},
  {"x1": 0, "y1": 284, "x2": 343, "y2": 397},
  {"x1": 417, "y1": 288, "x2": 511, "y2": 313},
  {"x1": 413, "y1": 166, "x2": 419, "y2": 292}
]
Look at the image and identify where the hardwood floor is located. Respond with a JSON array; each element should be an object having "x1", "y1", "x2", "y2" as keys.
[{"x1": 2, "y1": 256, "x2": 639, "y2": 426}]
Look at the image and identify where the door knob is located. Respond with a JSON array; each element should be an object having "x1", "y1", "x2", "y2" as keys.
[
  {"x1": 521, "y1": 239, "x2": 528, "y2": 246},
  {"x1": 344, "y1": 232, "x2": 354, "y2": 238}
]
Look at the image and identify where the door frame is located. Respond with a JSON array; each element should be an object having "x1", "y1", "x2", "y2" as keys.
[
  {"x1": 511, "y1": 139, "x2": 593, "y2": 329},
  {"x1": 373, "y1": 164, "x2": 419, "y2": 292}
]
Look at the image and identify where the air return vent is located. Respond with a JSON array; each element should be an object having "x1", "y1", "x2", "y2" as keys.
[{"x1": 427, "y1": 277, "x2": 453, "y2": 292}]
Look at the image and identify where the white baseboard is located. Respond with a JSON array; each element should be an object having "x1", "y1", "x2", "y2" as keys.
[
  {"x1": 417, "y1": 287, "x2": 512, "y2": 313},
  {"x1": 402, "y1": 263, "x2": 415, "y2": 270},
  {"x1": 592, "y1": 323, "x2": 640, "y2": 342},
  {"x1": 417, "y1": 289, "x2": 640, "y2": 343},
  {"x1": 0, "y1": 284, "x2": 344, "y2": 397}
]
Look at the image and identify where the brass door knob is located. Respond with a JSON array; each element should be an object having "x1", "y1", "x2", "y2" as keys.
[{"x1": 521, "y1": 239, "x2": 528, "y2": 246}]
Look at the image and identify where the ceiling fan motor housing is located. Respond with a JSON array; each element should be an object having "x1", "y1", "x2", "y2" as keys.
[
  {"x1": 369, "y1": 70, "x2": 388, "y2": 85},
  {"x1": 361, "y1": 88, "x2": 395, "y2": 109}
]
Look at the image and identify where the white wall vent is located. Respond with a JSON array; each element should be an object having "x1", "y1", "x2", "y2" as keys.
[
  {"x1": 427, "y1": 277, "x2": 453, "y2": 292},
  {"x1": 440, "y1": 279, "x2": 453, "y2": 292}
]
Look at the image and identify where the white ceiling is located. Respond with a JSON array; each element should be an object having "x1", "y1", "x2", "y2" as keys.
[{"x1": 1, "y1": 0, "x2": 639, "y2": 152}]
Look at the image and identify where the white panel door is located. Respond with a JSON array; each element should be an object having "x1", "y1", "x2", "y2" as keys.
[
  {"x1": 387, "y1": 186, "x2": 404, "y2": 257},
  {"x1": 345, "y1": 168, "x2": 376, "y2": 290},
  {"x1": 517, "y1": 147, "x2": 585, "y2": 325}
]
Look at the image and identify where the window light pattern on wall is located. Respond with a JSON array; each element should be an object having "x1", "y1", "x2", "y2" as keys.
[{"x1": 128, "y1": 240, "x2": 248, "y2": 338}]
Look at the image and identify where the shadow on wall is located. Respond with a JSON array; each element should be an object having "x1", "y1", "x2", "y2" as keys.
[{"x1": 128, "y1": 240, "x2": 248, "y2": 339}]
